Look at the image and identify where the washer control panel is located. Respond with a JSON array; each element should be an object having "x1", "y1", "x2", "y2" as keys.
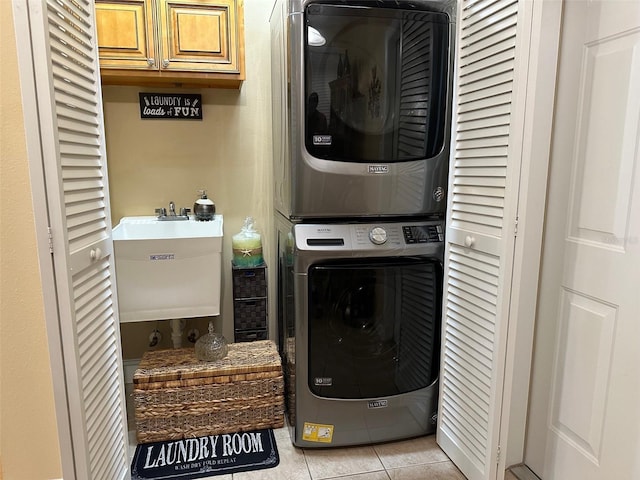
[
  {"x1": 402, "y1": 224, "x2": 444, "y2": 244},
  {"x1": 369, "y1": 226, "x2": 388, "y2": 245},
  {"x1": 296, "y1": 221, "x2": 444, "y2": 252}
]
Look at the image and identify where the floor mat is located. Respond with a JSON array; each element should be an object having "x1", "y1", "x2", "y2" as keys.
[{"x1": 131, "y1": 428, "x2": 279, "y2": 479}]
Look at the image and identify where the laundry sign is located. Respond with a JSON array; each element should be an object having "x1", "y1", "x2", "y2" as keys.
[
  {"x1": 139, "y1": 93, "x2": 203, "y2": 119},
  {"x1": 130, "y1": 429, "x2": 279, "y2": 479}
]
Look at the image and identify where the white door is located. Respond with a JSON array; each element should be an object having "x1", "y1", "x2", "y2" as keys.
[
  {"x1": 437, "y1": 0, "x2": 537, "y2": 478},
  {"x1": 13, "y1": 0, "x2": 129, "y2": 479},
  {"x1": 526, "y1": 0, "x2": 640, "y2": 478}
]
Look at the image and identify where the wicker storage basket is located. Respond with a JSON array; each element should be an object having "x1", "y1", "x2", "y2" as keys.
[
  {"x1": 133, "y1": 340, "x2": 284, "y2": 443},
  {"x1": 233, "y1": 298, "x2": 268, "y2": 330}
]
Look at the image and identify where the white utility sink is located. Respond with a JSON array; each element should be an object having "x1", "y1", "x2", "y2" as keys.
[
  {"x1": 112, "y1": 215, "x2": 223, "y2": 323},
  {"x1": 112, "y1": 215, "x2": 223, "y2": 240}
]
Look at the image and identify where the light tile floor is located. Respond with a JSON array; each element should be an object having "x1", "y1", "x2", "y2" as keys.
[
  {"x1": 129, "y1": 427, "x2": 466, "y2": 480},
  {"x1": 126, "y1": 386, "x2": 527, "y2": 480},
  {"x1": 127, "y1": 386, "x2": 531, "y2": 480}
]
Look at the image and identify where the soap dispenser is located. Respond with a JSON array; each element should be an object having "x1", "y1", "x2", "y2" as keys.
[{"x1": 193, "y1": 190, "x2": 216, "y2": 221}]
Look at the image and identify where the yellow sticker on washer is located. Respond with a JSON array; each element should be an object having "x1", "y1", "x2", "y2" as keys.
[{"x1": 302, "y1": 422, "x2": 334, "y2": 443}]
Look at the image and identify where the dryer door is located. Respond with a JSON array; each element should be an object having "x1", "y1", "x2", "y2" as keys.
[{"x1": 307, "y1": 257, "x2": 442, "y2": 399}]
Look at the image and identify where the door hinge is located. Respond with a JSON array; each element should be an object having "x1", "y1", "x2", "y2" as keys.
[
  {"x1": 496, "y1": 445, "x2": 501, "y2": 465},
  {"x1": 514, "y1": 215, "x2": 519, "y2": 237},
  {"x1": 48, "y1": 226, "x2": 53, "y2": 254}
]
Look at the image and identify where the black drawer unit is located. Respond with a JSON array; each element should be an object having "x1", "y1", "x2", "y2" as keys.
[
  {"x1": 232, "y1": 262, "x2": 268, "y2": 342},
  {"x1": 234, "y1": 329, "x2": 269, "y2": 342}
]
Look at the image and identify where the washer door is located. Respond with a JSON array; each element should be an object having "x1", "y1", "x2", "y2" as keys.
[{"x1": 307, "y1": 257, "x2": 442, "y2": 399}]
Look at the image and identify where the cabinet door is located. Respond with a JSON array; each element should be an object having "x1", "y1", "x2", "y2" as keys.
[
  {"x1": 95, "y1": 0, "x2": 157, "y2": 70},
  {"x1": 158, "y1": 0, "x2": 244, "y2": 73}
]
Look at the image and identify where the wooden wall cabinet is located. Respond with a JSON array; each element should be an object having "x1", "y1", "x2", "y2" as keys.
[{"x1": 95, "y1": 0, "x2": 245, "y2": 88}]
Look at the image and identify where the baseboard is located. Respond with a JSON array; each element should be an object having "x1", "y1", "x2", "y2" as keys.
[{"x1": 509, "y1": 464, "x2": 542, "y2": 480}]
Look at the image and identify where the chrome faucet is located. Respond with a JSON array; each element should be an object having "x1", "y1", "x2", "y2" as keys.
[{"x1": 155, "y1": 201, "x2": 190, "y2": 221}]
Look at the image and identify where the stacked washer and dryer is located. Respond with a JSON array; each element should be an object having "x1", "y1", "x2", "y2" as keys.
[{"x1": 270, "y1": 0, "x2": 456, "y2": 447}]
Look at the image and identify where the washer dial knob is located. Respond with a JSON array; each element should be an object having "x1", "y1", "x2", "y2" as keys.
[{"x1": 369, "y1": 227, "x2": 387, "y2": 245}]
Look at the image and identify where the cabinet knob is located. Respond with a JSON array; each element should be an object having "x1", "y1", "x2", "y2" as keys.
[
  {"x1": 147, "y1": 58, "x2": 155, "y2": 67},
  {"x1": 162, "y1": 59, "x2": 170, "y2": 68}
]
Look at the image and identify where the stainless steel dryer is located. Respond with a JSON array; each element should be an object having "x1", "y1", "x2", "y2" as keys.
[
  {"x1": 276, "y1": 213, "x2": 444, "y2": 447},
  {"x1": 270, "y1": 0, "x2": 456, "y2": 219}
]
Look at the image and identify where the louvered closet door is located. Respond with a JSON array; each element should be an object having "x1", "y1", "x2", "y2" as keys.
[
  {"x1": 438, "y1": 0, "x2": 529, "y2": 479},
  {"x1": 24, "y1": 1, "x2": 128, "y2": 478}
]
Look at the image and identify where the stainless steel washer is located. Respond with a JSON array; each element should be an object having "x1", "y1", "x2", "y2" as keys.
[{"x1": 276, "y1": 214, "x2": 444, "y2": 447}]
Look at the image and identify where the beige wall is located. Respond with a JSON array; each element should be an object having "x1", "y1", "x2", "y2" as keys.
[
  {"x1": 104, "y1": 4, "x2": 274, "y2": 358},
  {"x1": 0, "y1": 2, "x2": 63, "y2": 479}
]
